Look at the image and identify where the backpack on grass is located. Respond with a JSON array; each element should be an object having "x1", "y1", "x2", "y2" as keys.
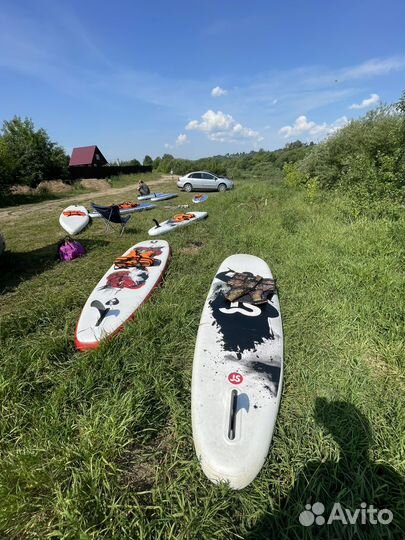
[{"x1": 58, "y1": 238, "x2": 86, "y2": 262}]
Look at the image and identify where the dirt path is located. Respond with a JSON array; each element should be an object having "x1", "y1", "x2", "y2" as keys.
[{"x1": 0, "y1": 176, "x2": 175, "y2": 224}]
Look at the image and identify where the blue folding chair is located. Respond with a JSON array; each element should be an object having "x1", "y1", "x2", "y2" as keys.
[{"x1": 91, "y1": 203, "x2": 132, "y2": 236}]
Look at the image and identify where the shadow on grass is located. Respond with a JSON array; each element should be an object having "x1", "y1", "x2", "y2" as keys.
[
  {"x1": 0, "y1": 238, "x2": 109, "y2": 294},
  {"x1": 247, "y1": 398, "x2": 405, "y2": 540}
]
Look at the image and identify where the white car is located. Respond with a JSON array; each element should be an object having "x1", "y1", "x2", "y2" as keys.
[{"x1": 177, "y1": 171, "x2": 234, "y2": 192}]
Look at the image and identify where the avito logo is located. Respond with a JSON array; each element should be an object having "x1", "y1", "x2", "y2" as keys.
[{"x1": 299, "y1": 502, "x2": 393, "y2": 527}]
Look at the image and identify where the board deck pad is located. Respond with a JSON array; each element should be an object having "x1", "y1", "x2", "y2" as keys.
[
  {"x1": 59, "y1": 205, "x2": 89, "y2": 235},
  {"x1": 191, "y1": 254, "x2": 283, "y2": 489},
  {"x1": 75, "y1": 240, "x2": 170, "y2": 350}
]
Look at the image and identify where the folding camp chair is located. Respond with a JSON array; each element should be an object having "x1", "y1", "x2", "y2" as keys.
[{"x1": 91, "y1": 203, "x2": 132, "y2": 236}]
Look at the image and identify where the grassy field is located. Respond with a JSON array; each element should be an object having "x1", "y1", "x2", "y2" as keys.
[{"x1": 0, "y1": 180, "x2": 404, "y2": 539}]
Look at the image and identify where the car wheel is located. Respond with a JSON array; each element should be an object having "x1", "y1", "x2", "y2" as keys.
[
  {"x1": 184, "y1": 183, "x2": 192, "y2": 192},
  {"x1": 217, "y1": 183, "x2": 227, "y2": 192}
]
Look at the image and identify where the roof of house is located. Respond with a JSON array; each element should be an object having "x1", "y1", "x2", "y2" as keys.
[{"x1": 69, "y1": 145, "x2": 107, "y2": 166}]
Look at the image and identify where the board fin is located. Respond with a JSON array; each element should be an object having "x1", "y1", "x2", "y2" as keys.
[
  {"x1": 228, "y1": 390, "x2": 238, "y2": 440},
  {"x1": 91, "y1": 300, "x2": 110, "y2": 327},
  {"x1": 152, "y1": 219, "x2": 160, "y2": 228}
]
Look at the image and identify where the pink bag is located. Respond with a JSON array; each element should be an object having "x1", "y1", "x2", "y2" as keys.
[{"x1": 58, "y1": 240, "x2": 86, "y2": 262}]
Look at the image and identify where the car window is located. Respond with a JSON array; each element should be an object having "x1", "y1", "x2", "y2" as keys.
[
  {"x1": 191, "y1": 173, "x2": 202, "y2": 179},
  {"x1": 202, "y1": 173, "x2": 214, "y2": 180}
]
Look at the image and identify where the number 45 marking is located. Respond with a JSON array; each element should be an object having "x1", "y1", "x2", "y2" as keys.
[{"x1": 219, "y1": 302, "x2": 261, "y2": 317}]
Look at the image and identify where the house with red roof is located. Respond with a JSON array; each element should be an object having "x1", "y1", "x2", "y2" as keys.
[{"x1": 69, "y1": 145, "x2": 108, "y2": 167}]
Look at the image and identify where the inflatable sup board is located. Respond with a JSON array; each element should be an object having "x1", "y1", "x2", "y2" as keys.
[
  {"x1": 148, "y1": 211, "x2": 207, "y2": 236},
  {"x1": 75, "y1": 239, "x2": 170, "y2": 350},
  {"x1": 191, "y1": 254, "x2": 283, "y2": 489},
  {"x1": 59, "y1": 205, "x2": 89, "y2": 235},
  {"x1": 89, "y1": 202, "x2": 155, "y2": 218},
  {"x1": 192, "y1": 194, "x2": 208, "y2": 204},
  {"x1": 138, "y1": 193, "x2": 177, "y2": 202},
  {"x1": 150, "y1": 193, "x2": 177, "y2": 202}
]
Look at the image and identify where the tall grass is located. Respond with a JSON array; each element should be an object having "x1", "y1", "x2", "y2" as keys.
[{"x1": 0, "y1": 181, "x2": 404, "y2": 539}]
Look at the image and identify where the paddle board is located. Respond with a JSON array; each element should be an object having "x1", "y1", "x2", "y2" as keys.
[
  {"x1": 75, "y1": 239, "x2": 170, "y2": 350},
  {"x1": 148, "y1": 212, "x2": 207, "y2": 236},
  {"x1": 89, "y1": 202, "x2": 155, "y2": 218},
  {"x1": 162, "y1": 204, "x2": 189, "y2": 209},
  {"x1": 192, "y1": 194, "x2": 208, "y2": 204},
  {"x1": 138, "y1": 193, "x2": 178, "y2": 202},
  {"x1": 191, "y1": 254, "x2": 283, "y2": 489},
  {"x1": 59, "y1": 205, "x2": 90, "y2": 235},
  {"x1": 150, "y1": 193, "x2": 178, "y2": 202}
]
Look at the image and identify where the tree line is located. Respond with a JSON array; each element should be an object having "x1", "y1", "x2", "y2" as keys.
[
  {"x1": 0, "y1": 117, "x2": 69, "y2": 189},
  {"x1": 1, "y1": 89, "x2": 404, "y2": 200}
]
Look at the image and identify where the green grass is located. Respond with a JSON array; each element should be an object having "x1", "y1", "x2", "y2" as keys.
[{"x1": 0, "y1": 181, "x2": 404, "y2": 539}]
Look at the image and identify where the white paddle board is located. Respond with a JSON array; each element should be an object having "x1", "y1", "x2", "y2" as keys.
[
  {"x1": 138, "y1": 193, "x2": 177, "y2": 202},
  {"x1": 75, "y1": 239, "x2": 170, "y2": 350},
  {"x1": 59, "y1": 205, "x2": 89, "y2": 235},
  {"x1": 192, "y1": 194, "x2": 208, "y2": 204},
  {"x1": 89, "y1": 202, "x2": 155, "y2": 218},
  {"x1": 191, "y1": 254, "x2": 283, "y2": 489},
  {"x1": 148, "y1": 212, "x2": 207, "y2": 236},
  {"x1": 150, "y1": 193, "x2": 178, "y2": 202}
]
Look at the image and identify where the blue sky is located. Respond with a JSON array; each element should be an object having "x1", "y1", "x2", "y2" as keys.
[{"x1": 1, "y1": 0, "x2": 404, "y2": 162}]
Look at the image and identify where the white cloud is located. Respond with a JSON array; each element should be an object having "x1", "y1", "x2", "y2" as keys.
[
  {"x1": 176, "y1": 133, "x2": 188, "y2": 146},
  {"x1": 340, "y1": 57, "x2": 405, "y2": 81},
  {"x1": 186, "y1": 110, "x2": 263, "y2": 143},
  {"x1": 164, "y1": 133, "x2": 189, "y2": 149},
  {"x1": 211, "y1": 86, "x2": 228, "y2": 97},
  {"x1": 279, "y1": 115, "x2": 348, "y2": 139},
  {"x1": 349, "y1": 93, "x2": 380, "y2": 109},
  {"x1": 272, "y1": 98, "x2": 278, "y2": 105}
]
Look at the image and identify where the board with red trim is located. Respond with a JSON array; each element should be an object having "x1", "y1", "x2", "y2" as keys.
[
  {"x1": 75, "y1": 239, "x2": 170, "y2": 350},
  {"x1": 191, "y1": 254, "x2": 283, "y2": 489}
]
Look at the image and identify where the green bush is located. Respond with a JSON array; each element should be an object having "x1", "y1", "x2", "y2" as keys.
[
  {"x1": 0, "y1": 116, "x2": 69, "y2": 188},
  {"x1": 298, "y1": 105, "x2": 405, "y2": 200},
  {"x1": 283, "y1": 163, "x2": 306, "y2": 187}
]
